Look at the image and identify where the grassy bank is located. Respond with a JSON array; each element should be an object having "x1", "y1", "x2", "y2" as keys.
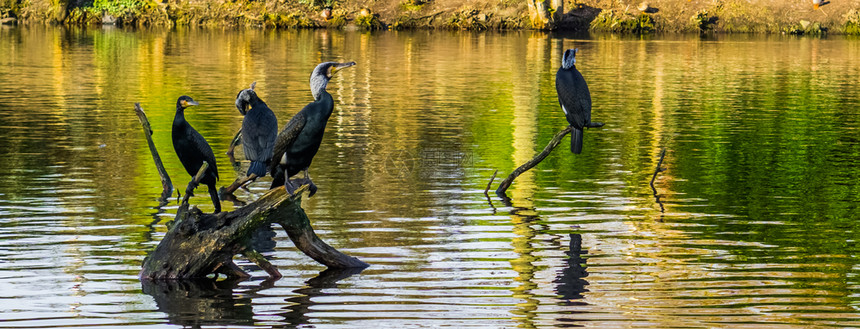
[{"x1": 2, "y1": 0, "x2": 860, "y2": 35}]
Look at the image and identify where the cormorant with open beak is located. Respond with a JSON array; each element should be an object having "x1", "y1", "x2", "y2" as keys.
[
  {"x1": 270, "y1": 61, "x2": 356, "y2": 195},
  {"x1": 222, "y1": 82, "x2": 278, "y2": 195},
  {"x1": 171, "y1": 95, "x2": 221, "y2": 213},
  {"x1": 556, "y1": 48, "x2": 601, "y2": 154}
]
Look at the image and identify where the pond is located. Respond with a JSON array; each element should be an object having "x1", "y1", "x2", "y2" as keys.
[{"x1": 1, "y1": 26, "x2": 860, "y2": 328}]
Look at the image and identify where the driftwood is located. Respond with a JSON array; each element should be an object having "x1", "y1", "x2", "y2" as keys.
[
  {"x1": 140, "y1": 184, "x2": 367, "y2": 279},
  {"x1": 494, "y1": 123, "x2": 603, "y2": 196},
  {"x1": 135, "y1": 103, "x2": 367, "y2": 281},
  {"x1": 496, "y1": 126, "x2": 572, "y2": 195},
  {"x1": 134, "y1": 103, "x2": 173, "y2": 200}
]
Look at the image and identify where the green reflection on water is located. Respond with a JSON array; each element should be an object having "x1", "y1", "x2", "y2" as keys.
[{"x1": 2, "y1": 26, "x2": 860, "y2": 326}]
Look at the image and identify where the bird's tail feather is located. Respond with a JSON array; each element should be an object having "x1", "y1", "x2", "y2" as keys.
[
  {"x1": 208, "y1": 183, "x2": 221, "y2": 213},
  {"x1": 248, "y1": 161, "x2": 267, "y2": 177},
  {"x1": 571, "y1": 128, "x2": 583, "y2": 154}
]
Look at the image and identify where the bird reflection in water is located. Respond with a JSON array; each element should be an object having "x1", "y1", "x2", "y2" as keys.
[
  {"x1": 554, "y1": 233, "x2": 589, "y2": 304},
  {"x1": 141, "y1": 267, "x2": 364, "y2": 328}
]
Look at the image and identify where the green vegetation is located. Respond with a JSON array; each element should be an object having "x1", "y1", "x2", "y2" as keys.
[
  {"x1": 497, "y1": 15, "x2": 524, "y2": 29},
  {"x1": 444, "y1": 8, "x2": 489, "y2": 30},
  {"x1": 298, "y1": 0, "x2": 333, "y2": 8},
  {"x1": 264, "y1": 11, "x2": 318, "y2": 28},
  {"x1": 326, "y1": 9, "x2": 347, "y2": 28},
  {"x1": 690, "y1": 9, "x2": 716, "y2": 32},
  {"x1": 0, "y1": 0, "x2": 20, "y2": 18},
  {"x1": 590, "y1": 10, "x2": 655, "y2": 33},
  {"x1": 845, "y1": 9, "x2": 860, "y2": 35},
  {"x1": 4, "y1": 0, "x2": 859, "y2": 33},
  {"x1": 354, "y1": 9, "x2": 384, "y2": 30},
  {"x1": 92, "y1": 0, "x2": 141, "y2": 16},
  {"x1": 785, "y1": 20, "x2": 827, "y2": 36},
  {"x1": 390, "y1": 14, "x2": 421, "y2": 30},
  {"x1": 399, "y1": 0, "x2": 426, "y2": 12}
]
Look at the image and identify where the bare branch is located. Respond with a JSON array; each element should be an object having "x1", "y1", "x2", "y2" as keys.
[
  {"x1": 134, "y1": 103, "x2": 173, "y2": 200},
  {"x1": 496, "y1": 126, "x2": 572, "y2": 195}
]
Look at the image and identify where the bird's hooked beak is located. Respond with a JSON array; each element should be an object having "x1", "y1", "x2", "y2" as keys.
[
  {"x1": 236, "y1": 101, "x2": 248, "y2": 115},
  {"x1": 235, "y1": 84, "x2": 255, "y2": 115},
  {"x1": 329, "y1": 61, "x2": 356, "y2": 77},
  {"x1": 182, "y1": 99, "x2": 200, "y2": 108}
]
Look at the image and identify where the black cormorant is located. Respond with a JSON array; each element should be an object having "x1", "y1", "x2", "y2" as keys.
[
  {"x1": 222, "y1": 82, "x2": 278, "y2": 194},
  {"x1": 556, "y1": 48, "x2": 595, "y2": 154},
  {"x1": 269, "y1": 61, "x2": 356, "y2": 195},
  {"x1": 172, "y1": 95, "x2": 221, "y2": 213}
]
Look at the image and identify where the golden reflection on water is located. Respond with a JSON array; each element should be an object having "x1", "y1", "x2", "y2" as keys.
[{"x1": 2, "y1": 27, "x2": 860, "y2": 328}]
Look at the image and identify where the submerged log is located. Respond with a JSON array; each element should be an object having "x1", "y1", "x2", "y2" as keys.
[{"x1": 135, "y1": 103, "x2": 367, "y2": 281}]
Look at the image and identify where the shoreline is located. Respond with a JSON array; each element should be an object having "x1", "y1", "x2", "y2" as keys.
[{"x1": 2, "y1": 0, "x2": 859, "y2": 35}]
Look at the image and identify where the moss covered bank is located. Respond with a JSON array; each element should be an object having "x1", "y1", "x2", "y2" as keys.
[{"x1": 2, "y1": 0, "x2": 860, "y2": 34}]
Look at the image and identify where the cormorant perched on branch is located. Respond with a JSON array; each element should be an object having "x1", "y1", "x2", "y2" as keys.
[
  {"x1": 221, "y1": 82, "x2": 278, "y2": 195},
  {"x1": 171, "y1": 95, "x2": 221, "y2": 213},
  {"x1": 556, "y1": 48, "x2": 600, "y2": 154},
  {"x1": 270, "y1": 61, "x2": 356, "y2": 195}
]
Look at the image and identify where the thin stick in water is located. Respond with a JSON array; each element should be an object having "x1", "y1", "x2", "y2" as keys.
[
  {"x1": 650, "y1": 148, "x2": 667, "y2": 213},
  {"x1": 484, "y1": 170, "x2": 498, "y2": 195}
]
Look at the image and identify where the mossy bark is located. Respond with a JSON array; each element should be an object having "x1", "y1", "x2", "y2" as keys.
[{"x1": 140, "y1": 186, "x2": 368, "y2": 280}]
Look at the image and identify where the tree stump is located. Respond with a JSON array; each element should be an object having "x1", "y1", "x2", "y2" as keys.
[{"x1": 140, "y1": 183, "x2": 368, "y2": 280}]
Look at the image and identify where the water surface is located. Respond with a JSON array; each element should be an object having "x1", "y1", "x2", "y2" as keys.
[{"x1": 1, "y1": 26, "x2": 860, "y2": 328}]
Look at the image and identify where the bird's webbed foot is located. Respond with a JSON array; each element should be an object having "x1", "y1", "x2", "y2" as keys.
[
  {"x1": 284, "y1": 179, "x2": 299, "y2": 196},
  {"x1": 292, "y1": 176, "x2": 317, "y2": 197},
  {"x1": 284, "y1": 178, "x2": 317, "y2": 197},
  {"x1": 586, "y1": 121, "x2": 605, "y2": 128},
  {"x1": 305, "y1": 179, "x2": 318, "y2": 197}
]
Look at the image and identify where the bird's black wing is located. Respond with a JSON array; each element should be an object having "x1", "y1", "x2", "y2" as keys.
[
  {"x1": 189, "y1": 128, "x2": 219, "y2": 180},
  {"x1": 268, "y1": 111, "x2": 306, "y2": 175},
  {"x1": 260, "y1": 109, "x2": 278, "y2": 162},
  {"x1": 242, "y1": 107, "x2": 279, "y2": 163},
  {"x1": 556, "y1": 67, "x2": 592, "y2": 129}
]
